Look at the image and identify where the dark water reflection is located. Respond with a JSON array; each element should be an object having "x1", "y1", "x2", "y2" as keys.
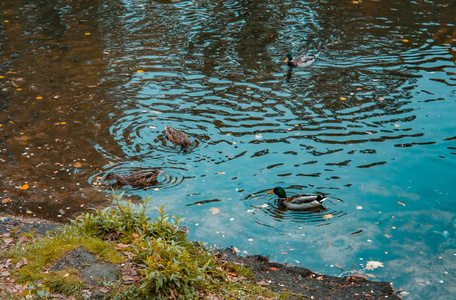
[{"x1": 1, "y1": 0, "x2": 456, "y2": 298}]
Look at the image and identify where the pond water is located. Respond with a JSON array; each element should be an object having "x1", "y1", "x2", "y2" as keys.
[{"x1": 1, "y1": 0, "x2": 456, "y2": 298}]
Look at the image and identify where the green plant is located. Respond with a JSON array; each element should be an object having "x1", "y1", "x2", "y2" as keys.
[{"x1": 21, "y1": 281, "x2": 50, "y2": 299}]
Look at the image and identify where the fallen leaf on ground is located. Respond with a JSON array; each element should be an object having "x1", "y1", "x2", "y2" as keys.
[
  {"x1": 15, "y1": 258, "x2": 27, "y2": 269},
  {"x1": 116, "y1": 243, "x2": 130, "y2": 249},
  {"x1": 1, "y1": 198, "x2": 10, "y2": 204},
  {"x1": 19, "y1": 184, "x2": 29, "y2": 190}
]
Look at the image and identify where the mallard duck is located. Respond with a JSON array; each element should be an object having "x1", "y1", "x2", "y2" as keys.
[
  {"x1": 267, "y1": 186, "x2": 327, "y2": 210},
  {"x1": 284, "y1": 52, "x2": 315, "y2": 68},
  {"x1": 165, "y1": 126, "x2": 191, "y2": 149},
  {"x1": 105, "y1": 170, "x2": 163, "y2": 187}
]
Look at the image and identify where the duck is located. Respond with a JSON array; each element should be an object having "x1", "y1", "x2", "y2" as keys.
[
  {"x1": 284, "y1": 52, "x2": 315, "y2": 68},
  {"x1": 165, "y1": 126, "x2": 191, "y2": 150},
  {"x1": 267, "y1": 186, "x2": 327, "y2": 210},
  {"x1": 105, "y1": 170, "x2": 163, "y2": 187}
]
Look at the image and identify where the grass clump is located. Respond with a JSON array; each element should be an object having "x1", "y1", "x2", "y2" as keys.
[{"x1": 1, "y1": 191, "x2": 286, "y2": 299}]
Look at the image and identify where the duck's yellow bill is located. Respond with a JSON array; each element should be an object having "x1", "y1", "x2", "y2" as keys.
[
  {"x1": 284, "y1": 57, "x2": 289, "y2": 63},
  {"x1": 267, "y1": 190, "x2": 274, "y2": 194}
]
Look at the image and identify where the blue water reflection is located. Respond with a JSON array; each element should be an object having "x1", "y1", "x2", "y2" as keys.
[{"x1": 93, "y1": 1, "x2": 456, "y2": 298}]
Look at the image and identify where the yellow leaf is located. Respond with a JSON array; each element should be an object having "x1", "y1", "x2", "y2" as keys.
[
  {"x1": 16, "y1": 88, "x2": 22, "y2": 91},
  {"x1": 340, "y1": 97, "x2": 346, "y2": 100},
  {"x1": 0, "y1": 124, "x2": 2, "y2": 128},
  {"x1": 20, "y1": 184, "x2": 29, "y2": 190},
  {"x1": 4, "y1": 20, "x2": 9, "y2": 23},
  {"x1": 323, "y1": 214, "x2": 333, "y2": 219},
  {"x1": 0, "y1": 76, "x2": 4, "y2": 78},
  {"x1": 136, "y1": 70, "x2": 144, "y2": 73},
  {"x1": 209, "y1": 207, "x2": 220, "y2": 215},
  {"x1": 73, "y1": 162, "x2": 82, "y2": 167},
  {"x1": 36, "y1": 96, "x2": 42, "y2": 99},
  {"x1": 85, "y1": 32, "x2": 91, "y2": 36},
  {"x1": 403, "y1": 39, "x2": 409, "y2": 43}
]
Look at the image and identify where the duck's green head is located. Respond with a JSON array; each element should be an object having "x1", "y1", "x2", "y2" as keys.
[
  {"x1": 284, "y1": 52, "x2": 293, "y2": 63},
  {"x1": 267, "y1": 186, "x2": 287, "y2": 198}
]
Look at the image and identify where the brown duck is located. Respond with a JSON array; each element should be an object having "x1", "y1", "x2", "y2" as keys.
[
  {"x1": 105, "y1": 170, "x2": 163, "y2": 187},
  {"x1": 165, "y1": 126, "x2": 191, "y2": 149}
]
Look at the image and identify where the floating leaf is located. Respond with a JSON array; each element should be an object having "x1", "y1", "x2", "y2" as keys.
[
  {"x1": 209, "y1": 207, "x2": 220, "y2": 215},
  {"x1": 397, "y1": 201, "x2": 405, "y2": 206},
  {"x1": 366, "y1": 260, "x2": 384, "y2": 270},
  {"x1": 324, "y1": 214, "x2": 333, "y2": 219},
  {"x1": 20, "y1": 184, "x2": 29, "y2": 190},
  {"x1": 136, "y1": 70, "x2": 144, "y2": 73},
  {"x1": 394, "y1": 124, "x2": 400, "y2": 128}
]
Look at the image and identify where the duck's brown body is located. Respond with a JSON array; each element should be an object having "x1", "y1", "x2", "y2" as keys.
[
  {"x1": 106, "y1": 170, "x2": 163, "y2": 187},
  {"x1": 165, "y1": 126, "x2": 191, "y2": 149}
]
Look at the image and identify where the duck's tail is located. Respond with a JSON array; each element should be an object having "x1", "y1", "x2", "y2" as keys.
[{"x1": 318, "y1": 195, "x2": 328, "y2": 203}]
